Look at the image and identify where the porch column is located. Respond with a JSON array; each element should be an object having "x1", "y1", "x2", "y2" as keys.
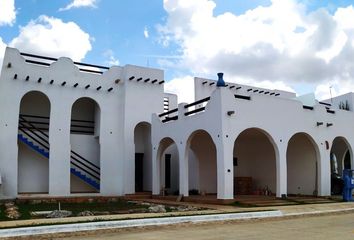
[
  {"x1": 178, "y1": 141, "x2": 189, "y2": 196},
  {"x1": 49, "y1": 102, "x2": 71, "y2": 196},
  {"x1": 99, "y1": 105, "x2": 124, "y2": 196},
  {"x1": 216, "y1": 137, "x2": 234, "y2": 199},
  {"x1": 152, "y1": 144, "x2": 160, "y2": 195},
  {"x1": 318, "y1": 144, "x2": 331, "y2": 196},
  {"x1": 277, "y1": 143, "x2": 287, "y2": 198}
]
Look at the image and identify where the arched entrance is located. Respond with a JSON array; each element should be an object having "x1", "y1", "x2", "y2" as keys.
[
  {"x1": 287, "y1": 133, "x2": 319, "y2": 196},
  {"x1": 186, "y1": 130, "x2": 217, "y2": 195},
  {"x1": 70, "y1": 97, "x2": 101, "y2": 193},
  {"x1": 330, "y1": 137, "x2": 352, "y2": 194},
  {"x1": 18, "y1": 91, "x2": 50, "y2": 194},
  {"x1": 134, "y1": 122, "x2": 152, "y2": 192},
  {"x1": 156, "y1": 137, "x2": 179, "y2": 195},
  {"x1": 233, "y1": 128, "x2": 277, "y2": 196}
]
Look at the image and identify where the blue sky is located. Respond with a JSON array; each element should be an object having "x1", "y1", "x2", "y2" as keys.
[{"x1": 0, "y1": 0, "x2": 354, "y2": 102}]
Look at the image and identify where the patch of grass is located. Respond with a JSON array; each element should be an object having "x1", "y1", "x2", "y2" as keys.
[
  {"x1": 0, "y1": 204, "x2": 8, "y2": 221},
  {"x1": 1, "y1": 200, "x2": 149, "y2": 221}
]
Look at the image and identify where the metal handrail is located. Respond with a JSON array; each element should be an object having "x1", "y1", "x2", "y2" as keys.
[
  {"x1": 19, "y1": 115, "x2": 49, "y2": 139},
  {"x1": 18, "y1": 126, "x2": 49, "y2": 150},
  {"x1": 185, "y1": 107, "x2": 206, "y2": 116},
  {"x1": 158, "y1": 108, "x2": 178, "y2": 117},
  {"x1": 18, "y1": 115, "x2": 100, "y2": 180},
  {"x1": 184, "y1": 97, "x2": 210, "y2": 109},
  {"x1": 71, "y1": 161, "x2": 100, "y2": 180},
  {"x1": 19, "y1": 114, "x2": 95, "y2": 134},
  {"x1": 21, "y1": 52, "x2": 109, "y2": 70}
]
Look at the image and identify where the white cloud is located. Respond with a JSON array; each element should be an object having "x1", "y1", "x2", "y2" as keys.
[
  {"x1": 9, "y1": 15, "x2": 92, "y2": 61},
  {"x1": 165, "y1": 75, "x2": 195, "y2": 103},
  {"x1": 315, "y1": 79, "x2": 354, "y2": 101},
  {"x1": 0, "y1": 0, "x2": 16, "y2": 26},
  {"x1": 144, "y1": 26, "x2": 149, "y2": 39},
  {"x1": 159, "y1": 0, "x2": 354, "y2": 96},
  {"x1": 59, "y1": 0, "x2": 97, "y2": 11},
  {"x1": 0, "y1": 37, "x2": 7, "y2": 72},
  {"x1": 103, "y1": 49, "x2": 120, "y2": 66}
]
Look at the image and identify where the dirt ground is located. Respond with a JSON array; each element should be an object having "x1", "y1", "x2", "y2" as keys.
[{"x1": 25, "y1": 212, "x2": 353, "y2": 240}]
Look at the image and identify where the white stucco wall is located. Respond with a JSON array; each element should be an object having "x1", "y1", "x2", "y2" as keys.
[
  {"x1": 161, "y1": 144, "x2": 179, "y2": 194},
  {"x1": 234, "y1": 130, "x2": 276, "y2": 194},
  {"x1": 189, "y1": 131, "x2": 217, "y2": 194},
  {"x1": 188, "y1": 149, "x2": 199, "y2": 191},
  {"x1": 0, "y1": 47, "x2": 166, "y2": 198},
  {"x1": 18, "y1": 142, "x2": 49, "y2": 193},
  {"x1": 2, "y1": 46, "x2": 354, "y2": 201},
  {"x1": 287, "y1": 133, "x2": 317, "y2": 195},
  {"x1": 153, "y1": 81, "x2": 354, "y2": 199},
  {"x1": 194, "y1": 77, "x2": 296, "y2": 102}
]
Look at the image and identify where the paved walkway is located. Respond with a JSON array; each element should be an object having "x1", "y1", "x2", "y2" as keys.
[{"x1": 60, "y1": 212, "x2": 354, "y2": 240}]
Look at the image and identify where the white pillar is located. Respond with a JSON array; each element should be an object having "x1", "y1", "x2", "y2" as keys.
[
  {"x1": 0, "y1": 106, "x2": 18, "y2": 198},
  {"x1": 277, "y1": 142, "x2": 287, "y2": 198},
  {"x1": 49, "y1": 102, "x2": 71, "y2": 196},
  {"x1": 152, "y1": 145, "x2": 160, "y2": 195},
  {"x1": 178, "y1": 142, "x2": 189, "y2": 196},
  {"x1": 123, "y1": 136, "x2": 135, "y2": 194},
  {"x1": 318, "y1": 145, "x2": 331, "y2": 196},
  {"x1": 216, "y1": 137, "x2": 234, "y2": 199},
  {"x1": 99, "y1": 105, "x2": 124, "y2": 195}
]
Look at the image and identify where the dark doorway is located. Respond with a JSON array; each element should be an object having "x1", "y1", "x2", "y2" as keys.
[
  {"x1": 344, "y1": 150, "x2": 351, "y2": 170},
  {"x1": 165, "y1": 154, "x2": 171, "y2": 189},
  {"x1": 135, "y1": 153, "x2": 144, "y2": 192}
]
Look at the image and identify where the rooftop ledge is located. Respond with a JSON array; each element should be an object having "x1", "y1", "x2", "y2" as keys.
[{"x1": 156, "y1": 88, "x2": 346, "y2": 125}]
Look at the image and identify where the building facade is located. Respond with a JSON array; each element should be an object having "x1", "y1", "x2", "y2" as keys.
[{"x1": 0, "y1": 47, "x2": 352, "y2": 200}]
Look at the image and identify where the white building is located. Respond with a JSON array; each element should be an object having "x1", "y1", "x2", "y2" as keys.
[{"x1": 0, "y1": 47, "x2": 352, "y2": 200}]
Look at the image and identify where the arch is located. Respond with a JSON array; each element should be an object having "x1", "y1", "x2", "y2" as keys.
[
  {"x1": 233, "y1": 128, "x2": 278, "y2": 196},
  {"x1": 134, "y1": 122, "x2": 152, "y2": 192},
  {"x1": 70, "y1": 97, "x2": 101, "y2": 134},
  {"x1": 70, "y1": 97, "x2": 101, "y2": 193},
  {"x1": 287, "y1": 132, "x2": 320, "y2": 196},
  {"x1": 17, "y1": 91, "x2": 51, "y2": 194},
  {"x1": 185, "y1": 129, "x2": 217, "y2": 195},
  {"x1": 330, "y1": 136, "x2": 352, "y2": 195},
  {"x1": 156, "y1": 137, "x2": 179, "y2": 195},
  {"x1": 330, "y1": 136, "x2": 352, "y2": 175}
]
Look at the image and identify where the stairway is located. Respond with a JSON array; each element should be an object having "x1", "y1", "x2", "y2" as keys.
[{"x1": 18, "y1": 115, "x2": 100, "y2": 190}]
